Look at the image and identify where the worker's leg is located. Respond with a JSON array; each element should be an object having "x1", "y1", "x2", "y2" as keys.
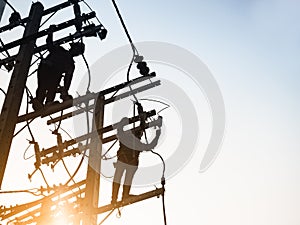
[
  {"x1": 34, "y1": 87, "x2": 46, "y2": 111},
  {"x1": 35, "y1": 86, "x2": 46, "y2": 105},
  {"x1": 122, "y1": 165, "x2": 138, "y2": 200},
  {"x1": 33, "y1": 67, "x2": 47, "y2": 110},
  {"x1": 111, "y1": 162, "x2": 125, "y2": 203},
  {"x1": 36, "y1": 67, "x2": 47, "y2": 105},
  {"x1": 45, "y1": 73, "x2": 62, "y2": 104}
]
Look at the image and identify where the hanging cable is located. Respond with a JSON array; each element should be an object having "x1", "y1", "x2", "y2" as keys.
[
  {"x1": 38, "y1": 168, "x2": 50, "y2": 188},
  {"x1": 142, "y1": 120, "x2": 167, "y2": 225},
  {"x1": 150, "y1": 149, "x2": 167, "y2": 225},
  {"x1": 54, "y1": 124, "x2": 84, "y2": 191},
  {"x1": 0, "y1": 38, "x2": 10, "y2": 58},
  {"x1": 81, "y1": 53, "x2": 91, "y2": 93},
  {"x1": 64, "y1": 101, "x2": 91, "y2": 186},
  {"x1": 150, "y1": 151, "x2": 165, "y2": 177},
  {"x1": 50, "y1": 110, "x2": 64, "y2": 134},
  {"x1": 139, "y1": 98, "x2": 170, "y2": 109},
  {"x1": 100, "y1": 172, "x2": 113, "y2": 179},
  {"x1": 161, "y1": 182, "x2": 167, "y2": 225},
  {"x1": 138, "y1": 98, "x2": 171, "y2": 116},
  {"x1": 0, "y1": 87, "x2": 6, "y2": 96},
  {"x1": 23, "y1": 143, "x2": 34, "y2": 160},
  {"x1": 110, "y1": 0, "x2": 142, "y2": 86},
  {"x1": 110, "y1": 0, "x2": 137, "y2": 54},
  {"x1": 25, "y1": 87, "x2": 36, "y2": 142},
  {"x1": 0, "y1": 188, "x2": 41, "y2": 196},
  {"x1": 3, "y1": 0, "x2": 17, "y2": 12},
  {"x1": 56, "y1": 110, "x2": 63, "y2": 131},
  {"x1": 13, "y1": 119, "x2": 35, "y2": 137},
  {"x1": 102, "y1": 139, "x2": 117, "y2": 159},
  {"x1": 59, "y1": 126, "x2": 73, "y2": 140},
  {"x1": 61, "y1": 158, "x2": 80, "y2": 191},
  {"x1": 39, "y1": 11, "x2": 57, "y2": 28}
]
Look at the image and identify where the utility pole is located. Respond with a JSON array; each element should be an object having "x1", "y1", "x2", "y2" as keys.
[
  {"x1": 0, "y1": 0, "x2": 6, "y2": 22},
  {"x1": 83, "y1": 95, "x2": 105, "y2": 225},
  {"x1": 0, "y1": 2, "x2": 44, "y2": 188}
]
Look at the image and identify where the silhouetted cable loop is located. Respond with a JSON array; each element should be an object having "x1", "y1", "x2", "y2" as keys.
[
  {"x1": 3, "y1": 0, "x2": 18, "y2": 13},
  {"x1": 82, "y1": 52, "x2": 91, "y2": 93}
]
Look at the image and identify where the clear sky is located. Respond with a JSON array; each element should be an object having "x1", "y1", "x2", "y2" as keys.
[{"x1": 0, "y1": 0, "x2": 300, "y2": 225}]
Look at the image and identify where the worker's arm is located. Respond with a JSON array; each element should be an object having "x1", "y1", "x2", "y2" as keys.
[
  {"x1": 142, "y1": 129, "x2": 161, "y2": 151},
  {"x1": 46, "y1": 25, "x2": 56, "y2": 52},
  {"x1": 117, "y1": 129, "x2": 161, "y2": 152}
]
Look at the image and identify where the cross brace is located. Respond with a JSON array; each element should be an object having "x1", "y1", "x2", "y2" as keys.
[
  {"x1": 17, "y1": 75, "x2": 158, "y2": 123},
  {"x1": 0, "y1": 0, "x2": 83, "y2": 33},
  {"x1": 0, "y1": 23, "x2": 106, "y2": 66},
  {"x1": 0, "y1": 12, "x2": 96, "y2": 53},
  {"x1": 94, "y1": 188, "x2": 164, "y2": 215}
]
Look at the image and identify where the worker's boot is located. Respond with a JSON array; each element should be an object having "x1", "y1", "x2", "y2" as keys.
[
  {"x1": 122, "y1": 185, "x2": 136, "y2": 201},
  {"x1": 111, "y1": 182, "x2": 120, "y2": 204},
  {"x1": 61, "y1": 94, "x2": 73, "y2": 101},
  {"x1": 60, "y1": 89, "x2": 73, "y2": 101}
]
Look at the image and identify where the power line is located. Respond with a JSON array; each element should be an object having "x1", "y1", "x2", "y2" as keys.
[
  {"x1": 81, "y1": 52, "x2": 91, "y2": 93},
  {"x1": 3, "y1": 0, "x2": 18, "y2": 13}
]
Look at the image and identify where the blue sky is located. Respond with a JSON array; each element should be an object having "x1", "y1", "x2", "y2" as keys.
[{"x1": 0, "y1": 1, "x2": 300, "y2": 225}]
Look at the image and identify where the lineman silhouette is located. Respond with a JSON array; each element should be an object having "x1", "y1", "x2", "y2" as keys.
[
  {"x1": 111, "y1": 117, "x2": 162, "y2": 204},
  {"x1": 32, "y1": 25, "x2": 85, "y2": 110}
]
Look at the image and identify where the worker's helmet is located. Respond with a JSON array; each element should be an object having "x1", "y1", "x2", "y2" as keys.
[{"x1": 69, "y1": 42, "x2": 85, "y2": 56}]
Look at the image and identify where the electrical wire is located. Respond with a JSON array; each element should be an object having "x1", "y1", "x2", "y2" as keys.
[
  {"x1": 81, "y1": 53, "x2": 91, "y2": 93},
  {"x1": 53, "y1": 125, "x2": 82, "y2": 190},
  {"x1": 161, "y1": 185, "x2": 167, "y2": 225},
  {"x1": 102, "y1": 139, "x2": 117, "y2": 159},
  {"x1": 13, "y1": 119, "x2": 34, "y2": 137},
  {"x1": 64, "y1": 147, "x2": 86, "y2": 186},
  {"x1": 111, "y1": 0, "x2": 160, "y2": 108},
  {"x1": 111, "y1": 0, "x2": 137, "y2": 54},
  {"x1": 143, "y1": 122, "x2": 167, "y2": 225},
  {"x1": 25, "y1": 87, "x2": 35, "y2": 142},
  {"x1": 27, "y1": 68, "x2": 38, "y2": 77},
  {"x1": 138, "y1": 98, "x2": 170, "y2": 115},
  {"x1": 110, "y1": 0, "x2": 141, "y2": 86},
  {"x1": 139, "y1": 98, "x2": 170, "y2": 108},
  {"x1": 0, "y1": 38, "x2": 10, "y2": 58},
  {"x1": 39, "y1": 11, "x2": 57, "y2": 28},
  {"x1": 0, "y1": 188, "x2": 40, "y2": 196},
  {"x1": 150, "y1": 150, "x2": 165, "y2": 177},
  {"x1": 30, "y1": 50, "x2": 48, "y2": 67},
  {"x1": 23, "y1": 144, "x2": 34, "y2": 160},
  {"x1": 0, "y1": 87, "x2": 6, "y2": 96},
  {"x1": 38, "y1": 168, "x2": 50, "y2": 188},
  {"x1": 150, "y1": 149, "x2": 167, "y2": 225},
  {"x1": 59, "y1": 126, "x2": 73, "y2": 140},
  {"x1": 50, "y1": 110, "x2": 63, "y2": 133},
  {"x1": 3, "y1": 0, "x2": 18, "y2": 13},
  {"x1": 100, "y1": 172, "x2": 113, "y2": 179},
  {"x1": 64, "y1": 101, "x2": 91, "y2": 186},
  {"x1": 61, "y1": 158, "x2": 82, "y2": 195}
]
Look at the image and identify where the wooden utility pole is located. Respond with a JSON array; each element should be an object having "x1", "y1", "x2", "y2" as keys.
[
  {"x1": 0, "y1": 2, "x2": 44, "y2": 188},
  {"x1": 82, "y1": 95, "x2": 105, "y2": 225}
]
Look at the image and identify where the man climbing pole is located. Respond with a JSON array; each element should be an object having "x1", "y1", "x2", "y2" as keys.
[
  {"x1": 32, "y1": 25, "x2": 85, "y2": 110},
  {"x1": 111, "y1": 116, "x2": 162, "y2": 204}
]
